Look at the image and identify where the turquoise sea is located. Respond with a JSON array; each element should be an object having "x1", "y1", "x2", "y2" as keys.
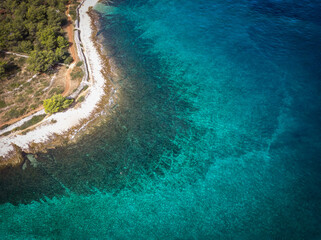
[{"x1": 1, "y1": 0, "x2": 321, "y2": 238}]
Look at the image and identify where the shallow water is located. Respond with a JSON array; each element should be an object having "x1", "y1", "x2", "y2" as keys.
[{"x1": 1, "y1": 0, "x2": 321, "y2": 238}]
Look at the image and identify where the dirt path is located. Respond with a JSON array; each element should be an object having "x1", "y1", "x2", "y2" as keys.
[
  {"x1": 62, "y1": 66, "x2": 72, "y2": 96},
  {"x1": 62, "y1": 4, "x2": 78, "y2": 96},
  {"x1": 66, "y1": 5, "x2": 78, "y2": 63},
  {"x1": 2, "y1": 51, "x2": 29, "y2": 58}
]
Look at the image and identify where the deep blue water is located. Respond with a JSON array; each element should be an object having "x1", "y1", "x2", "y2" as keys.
[{"x1": 1, "y1": 0, "x2": 321, "y2": 238}]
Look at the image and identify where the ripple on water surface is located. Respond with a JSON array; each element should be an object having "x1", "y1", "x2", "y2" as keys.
[{"x1": 1, "y1": 0, "x2": 321, "y2": 239}]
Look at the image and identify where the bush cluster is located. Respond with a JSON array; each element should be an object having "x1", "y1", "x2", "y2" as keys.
[
  {"x1": 43, "y1": 94, "x2": 73, "y2": 114},
  {"x1": 71, "y1": 67, "x2": 84, "y2": 80},
  {"x1": 0, "y1": 0, "x2": 71, "y2": 72}
]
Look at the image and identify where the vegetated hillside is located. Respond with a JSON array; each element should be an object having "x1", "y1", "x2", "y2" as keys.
[{"x1": 0, "y1": 0, "x2": 73, "y2": 73}]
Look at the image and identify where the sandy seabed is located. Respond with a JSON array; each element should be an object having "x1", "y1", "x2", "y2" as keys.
[{"x1": 0, "y1": 0, "x2": 108, "y2": 158}]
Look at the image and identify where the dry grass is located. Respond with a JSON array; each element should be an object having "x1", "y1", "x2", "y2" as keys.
[{"x1": 0, "y1": 54, "x2": 67, "y2": 125}]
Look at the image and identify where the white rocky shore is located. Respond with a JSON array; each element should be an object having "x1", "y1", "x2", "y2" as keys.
[{"x1": 0, "y1": 0, "x2": 105, "y2": 158}]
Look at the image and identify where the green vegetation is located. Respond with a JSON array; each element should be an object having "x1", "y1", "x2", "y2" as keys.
[
  {"x1": 4, "y1": 107, "x2": 27, "y2": 119},
  {"x1": 0, "y1": 0, "x2": 70, "y2": 73},
  {"x1": 0, "y1": 100, "x2": 6, "y2": 108},
  {"x1": 69, "y1": 3, "x2": 78, "y2": 21},
  {"x1": 0, "y1": 54, "x2": 62, "y2": 123},
  {"x1": 0, "y1": 60, "x2": 7, "y2": 76},
  {"x1": 10, "y1": 82, "x2": 20, "y2": 89},
  {"x1": 49, "y1": 86, "x2": 64, "y2": 95},
  {"x1": 27, "y1": 49, "x2": 57, "y2": 72},
  {"x1": 64, "y1": 56, "x2": 73, "y2": 65},
  {"x1": 70, "y1": 66, "x2": 84, "y2": 80},
  {"x1": 0, "y1": 114, "x2": 46, "y2": 136},
  {"x1": 17, "y1": 95, "x2": 26, "y2": 103},
  {"x1": 15, "y1": 114, "x2": 46, "y2": 131},
  {"x1": 30, "y1": 103, "x2": 38, "y2": 110},
  {"x1": 82, "y1": 85, "x2": 89, "y2": 92},
  {"x1": 43, "y1": 94, "x2": 73, "y2": 114},
  {"x1": 76, "y1": 61, "x2": 83, "y2": 67},
  {"x1": 77, "y1": 95, "x2": 85, "y2": 103}
]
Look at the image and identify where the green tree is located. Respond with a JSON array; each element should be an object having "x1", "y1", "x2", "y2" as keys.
[
  {"x1": 64, "y1": 56, "x2": 73, "y2": 64},
  {"x1": 4, "y1": 0, "x2": 18, "y2": 14},
  {"x1": 18, "y1": 40, "x2": 33, "y2": 53},
  {"x1": 0, "y1": 0, "x2": 70, "y2": 70},
  {"x1": 47, "y1": 7, "x2": 66, "y2": 27},
  {"x1": 43, "y1": 94, "x2": 73, "y2": 114},
  {"x1": 14, "y1": 2, "x2": 28, "y2": 19},
  {"x1": 27, "y1": 50, "x2": 57, "y2": 72},
  {"x1": 0, "y1": 25, "x2": 8, "y2": 50},
  {"x1": 57, "y1": 36, "x2": 69, "y2": 49},
  {"x1": 25, "y1": 21, "x2": 37, "y2": 39},
  {"x1": 55, "y1": 47, "x2": 65, "y2": 61},
  {"x1": 26, "y1": 5, "x2": 47, "y2": 24},
  {"x1": 38, "y1": 26, "x2": 58, "y2": 50}
]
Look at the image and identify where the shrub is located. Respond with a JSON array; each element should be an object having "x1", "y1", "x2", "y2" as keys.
[
  {"x1": 23, "y1": 82, "x2": 31, "y2": 87},
  {"x1": 71, "y1": 67, "x2": 84, "y2": 80},
  {"x1": 5, "y1": 107, "x2": 26, "y2": 119},
  {"x1": 26, "y1": 87, "x2": 34, "y2": 94},
  {"x1": 16, "y1": 114, "x2": 46, "y2": 131},
  {"x1": 43, "y1": 94, "x2": 73, "y2": 114},
  {"x1": 49, "y1": 87, "x2": 64, "y2": 95},
  {"x1": 76, "y1": 61, "x2": 83, "y2": 67},
  {"x1": 0, "y1": 100, "x2": 6, "y2": 108},
  {"x1": 10, "y1": 82, "x2": 20, "y2": 89},
  {"x1": 82, "y1": 85, "x2": 89, "y2": 91},
  {"x1": 5, "y1": 109, "x2": 19, "y2": 119},
  {"x1": 30, "y1": 104, "x2": 38, "y2": 110},
  {"x1": 17, "y1": 95, "x2": 26, "y2": 103},
  {"x1": 35, "y1": 89, "x2": 43, "y2": 97},
  {"x1": 77, "y1": 96, "x2": 85, "y2": 103},
  {"x1": 64, "y1": 56, "x2": 73, "y2": 65}
]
